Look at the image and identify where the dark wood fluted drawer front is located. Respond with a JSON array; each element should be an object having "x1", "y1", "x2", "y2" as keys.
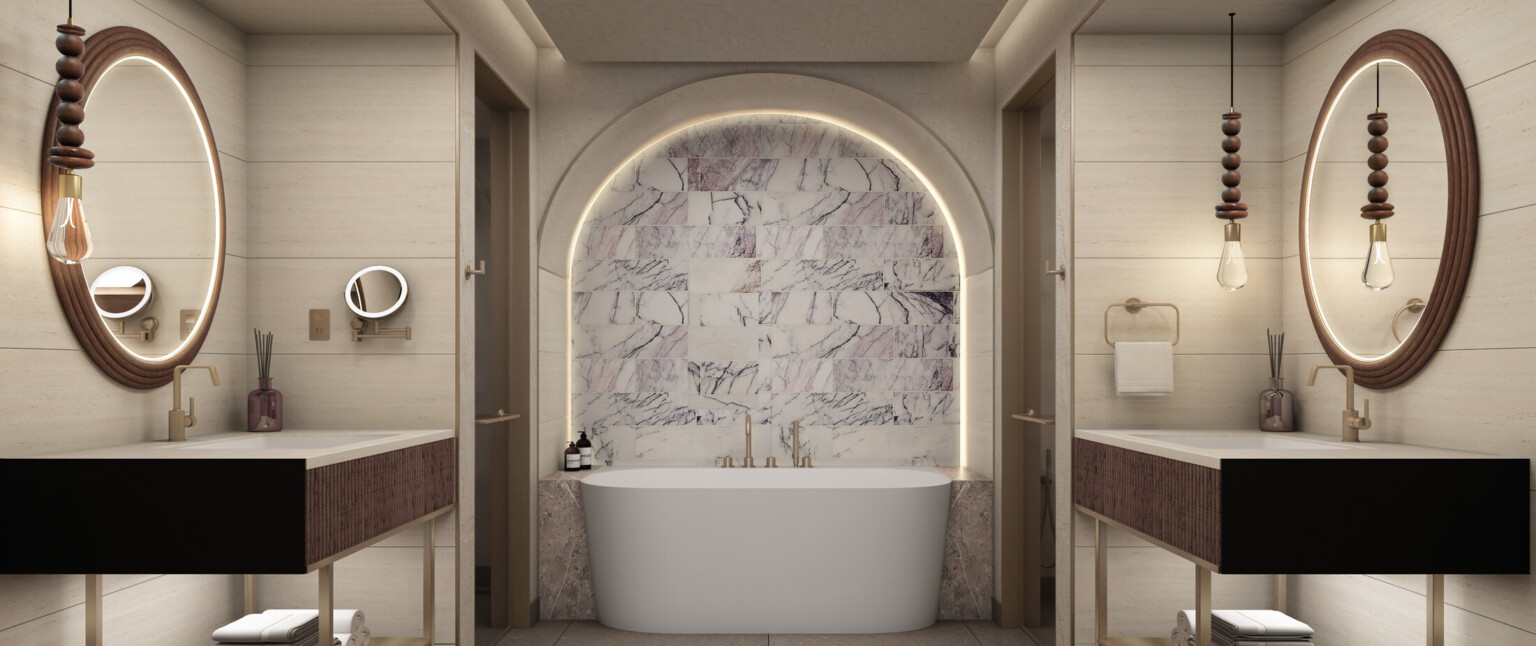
[
  {"x1": 1073, "y1": 438, "x2": 1222, "y2": 566},
  {"x1": 306, "y1": 438, "x2": 456, "y2": 567}
]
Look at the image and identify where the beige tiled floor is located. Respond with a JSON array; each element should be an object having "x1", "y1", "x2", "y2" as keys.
[{"x1": 491, "y1": 620, "x2": 1037, "y2": 645}]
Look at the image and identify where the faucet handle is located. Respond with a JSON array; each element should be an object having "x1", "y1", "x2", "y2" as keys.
[
  {"x1": 185, "y1": 397, "x2": 197, "y2": 428},
  {"x1": 765, "y1": 457, "x2": 777, "y2": 468},
  {"x1": 1355, "y1": 399, "x2": 1373, "y2": 430},
  {"x1": 720, "y1": 456, "x2": 735, "y2": 468}
]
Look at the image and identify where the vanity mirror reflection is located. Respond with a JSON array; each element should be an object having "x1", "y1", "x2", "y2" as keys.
[
  {"x1": 41, "y1": 27, "x2": 225, "y2": 389},
  {"x1": 346, "y1": 266, "x2": 412, "y2": 341},
  {"x1": 1299, "y1": 30, "x2": 1477, "y2": 389}
]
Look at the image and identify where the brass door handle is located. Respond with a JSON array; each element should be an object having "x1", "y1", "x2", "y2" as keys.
[
  {"x1": 475, "y1": 409, "x2": 521, "y2": 425},
  {"x1": 464, "y1": 260, "x2": 486, "y2": 279},
  {"x1": 1011, "y1": 409, "x2": 1055, "y2": 425},
  {"x1": 1045, "y1": 262, "x2": 1066, "y2": 279}
]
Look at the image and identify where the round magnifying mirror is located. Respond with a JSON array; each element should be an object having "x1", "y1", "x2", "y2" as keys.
[
  {"x1": 345, "y1": 266, "x2": 409, "y2": 320},
  {"x1": 90, "y1": 265, "x2": 154, "y2": 319}
]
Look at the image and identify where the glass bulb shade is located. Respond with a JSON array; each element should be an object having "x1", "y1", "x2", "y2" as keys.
[
  {"x1": 46, "y1": 194, "x2": 93, "y2": 265},
  {"x1": 1363, "y1": 239, "x2": 1395, "y2": 290},
  {"x1": 1218, "y1": 240, "x2": 1248, "y2": 291}
]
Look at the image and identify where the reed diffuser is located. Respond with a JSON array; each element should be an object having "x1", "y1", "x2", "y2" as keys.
[
  {"x1": 247, "y1": 329, "x2": 284, "y2": 432},
  {"x1": 1259, "y1": 329, "x2": 1294, "y2": 432}
]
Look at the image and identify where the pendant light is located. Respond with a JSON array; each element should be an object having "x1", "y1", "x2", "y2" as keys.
[
  {"x1": 1361, "y1": 63, "x2": 1395, "y2": 290},
  {"x1": 1215, "y1": 12, "x2": 1248, "y2": 291},
  {"x1": 46, "y1": 0, "x2": 95, "y2": 265}
]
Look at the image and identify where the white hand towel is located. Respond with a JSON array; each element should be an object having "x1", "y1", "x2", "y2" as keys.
[
  {"x1": 1115, "y1": 341, "x2": 1174, "y2": 395},
  {"x1": 1177, "y1": 609, "x2": 1195, "y2": 636},
  {"x1": 213, "y1": 612, "x2": 318, "y2": 643},
  {"x1": 1212, "y1": 609, "x2": 1315, "y2": 637},
  {"x1": 265, "y1": 609, "x2": 366, "y2": 636},
  {"x1": 335, "y1": 634, "x2": 355, "y2": 646}
]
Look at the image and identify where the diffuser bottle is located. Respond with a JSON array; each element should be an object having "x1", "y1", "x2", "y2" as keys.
[
  {"x1": 1258, "y1": 379, "x2": 1295, "y2": 432},
  {"x1": 577, "y1": 432, "x2": 593, "y2": 470},
  {"x1": 564, "y1": 442, "x2": 581, "y2": 472},
  {"x1": 248, "y1": 330, "x2": 283, "y2": 432}
]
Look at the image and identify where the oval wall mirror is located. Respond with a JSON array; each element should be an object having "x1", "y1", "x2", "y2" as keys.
[
  {"x1": 41, "y1": 27, "x2": 225, "y2": 389},
  {"x1": 345, "y1": 266, "x2": 409, "y2": 320},
  {"x1": 1299, "y1": 30, "x2": 1477, "y2": 389}
]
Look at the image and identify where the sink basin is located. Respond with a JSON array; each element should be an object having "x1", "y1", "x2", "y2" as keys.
[
  {"x1": 1137, "y1": 434, "x2": 1346, "y2": 450},
  {"x1": 178, "y1": 434, "x2": 387, "y2": 450}
]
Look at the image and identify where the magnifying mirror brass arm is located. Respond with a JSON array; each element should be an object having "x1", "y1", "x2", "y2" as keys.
[{"x1": 350, "y1": 318, "x2": 411, "y2": 342}]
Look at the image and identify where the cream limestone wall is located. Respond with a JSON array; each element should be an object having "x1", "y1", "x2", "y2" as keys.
[
  {"x1": 0, "y1": 0, "x2": 249, "y2": 642},
  {"x1": 243, "y1": 32, "x2": 461, "y2": 645},
  {"x1": 1279, "y1": 0, "x2": 1536, "y2": 644},
  {"x1": 1068, "y1": 33, "x2": 1283, "y2": 644}
]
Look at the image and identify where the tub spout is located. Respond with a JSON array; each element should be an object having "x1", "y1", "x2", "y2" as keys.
[{"x1": 743, "y1": 414, "x2": 755, "y2": 468}]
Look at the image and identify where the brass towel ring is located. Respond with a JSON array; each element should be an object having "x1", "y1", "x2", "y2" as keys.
[
  {"x1": 1105, "y1": 298, "x2": 1180, "y2": 347},
  {"x1": 1391, "y1": 298, "x2": 1427, "y2": 343}
]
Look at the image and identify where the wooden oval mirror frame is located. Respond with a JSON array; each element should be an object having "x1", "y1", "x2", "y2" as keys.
[
  {"x1": 1299, "y1": 30, "x2": 1477, "y2": 390},
  {"x1": 40, "y1": 26, "x2": 225, "y2": 390}
]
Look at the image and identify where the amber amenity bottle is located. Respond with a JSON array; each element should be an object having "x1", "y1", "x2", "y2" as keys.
[
  {"x1": 577, "y1": 432, "x2": 593, "y2": 469},
  {"x1": 564, "y1": 442, "x2": 581, "y2": 472}
]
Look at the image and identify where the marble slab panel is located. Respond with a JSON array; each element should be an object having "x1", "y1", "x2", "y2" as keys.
[
  {"x1": 573, "y1": 291, "x2": 687, "y2": 326},
  {"x1": 587, "y1": 191, "x2": 690, "y2": 226}
]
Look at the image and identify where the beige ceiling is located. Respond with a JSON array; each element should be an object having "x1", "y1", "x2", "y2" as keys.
[
  {"x1": 523, "y1": 0, "x2": 1013, "y2": 62},
  {"x1": 1080, "y1": 0, "x2": 1336, "y2": 34},
  {"x1": 192, "y1": 0, "x2": 451, "y2": 34}
]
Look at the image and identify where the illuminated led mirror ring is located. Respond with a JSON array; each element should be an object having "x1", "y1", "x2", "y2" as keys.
[{"x1": 1298, "y1": 30, "x2": 1477, "y2": 389}]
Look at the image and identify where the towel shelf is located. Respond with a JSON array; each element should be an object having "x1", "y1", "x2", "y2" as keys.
[
  {"x1": 475, "y1": 409, "x2": 522, "y2": 425},
  {"x1": 1105, "y1": 298, "x2": 1180, "y2": 347}
]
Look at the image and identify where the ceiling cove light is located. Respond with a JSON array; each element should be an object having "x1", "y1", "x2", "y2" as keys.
[{"x1": 1215, "y1": 12, "x2": 1248, "y2": 291}]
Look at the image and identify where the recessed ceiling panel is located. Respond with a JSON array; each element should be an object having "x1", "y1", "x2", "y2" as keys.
[
  {"x1": 192, "y1": 0, "x2": 452, "y2": 35},
  {"x1": 1080, "y1": 0, "x2": 1336, "y2": 34},
  {"x1": 525, "y1": 0, "x2": 1012, "y2": 62}
]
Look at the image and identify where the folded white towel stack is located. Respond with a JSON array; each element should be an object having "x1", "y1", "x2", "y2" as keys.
[
  {"x1": 1173, "y1": 609, "x2": 1315, "y2": 646},
  {"x1": 1114, "y1": 341, "x2": 1174, "y2": 395},
  {"x1": 215, "y1": 608, "x2": 368, "y2": 645}
]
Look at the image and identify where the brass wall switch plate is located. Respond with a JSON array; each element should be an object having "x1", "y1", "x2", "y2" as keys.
[
  {"x1": 309, "y1": 309, "x2": 330, "y2": 341},
  {"x1": 180, "y1": 310, "x2": 198, "y2": 340}
]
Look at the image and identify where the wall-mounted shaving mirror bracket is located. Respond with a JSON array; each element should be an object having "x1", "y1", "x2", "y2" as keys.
[
  {"x1": 345, "y1": 265, "x2": 412, "y2": 342},
  {"x1": 1298, "y1": 30, "x2": 1478, "y2": 389}
]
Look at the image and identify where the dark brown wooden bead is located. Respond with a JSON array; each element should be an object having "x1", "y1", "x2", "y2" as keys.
[
  {"x1": 55, "y1": 125, "x2": 84, "y2": 147},
  {"x1": 56, "y1": 56, "x2": 84, "y2": 79},
  {"x1": 1368, "y1": 152, "x2": 1388, "y2": 170},
  {"x1": 56, "y1": 24, "x2": 86, "y2": 36},
  {"x1": 1222, "y1": 135, "x2": 1241, "y2": 153},
  {"x1": 1368, "y1": 187, "x2": 1389, "y2": 203},
  {"x1": 1368, "y1": 135, "x2": 1388, "y2": 153},
  {"x1": 1222, "y1": 187, "x2": 1241, "y2": 203},
  {"x1": 1368, "y1": 170, "x2": 1389, "y2": 187},
  {"x1": 1222, "y1": 153, "x2": 1241, "y2": 170},
  {"x1": 1222, "y1": 170, "x2": 1241, "y2": 187},
  {"x1": 55, "y1": 102, "x2": 84, "y2": 125},
  {"x1": 56, "y1": 78, "x2": 84, "y2": 102},
  {"x1": 55, "y1": 32, "x2": 84, "y2": 56},
  {"x1": 47, "y1": 154, "x2": 95, "y2": 170},
  {"x1": 1367, "y1": 118, "x2": 1388, "y2": 136},
  {"x1": 49, "y1": 146, "x2": 95, "y2": 160},
  {"x1": 1221, "y1": 118, "x2": 1241, "y2": 136}
]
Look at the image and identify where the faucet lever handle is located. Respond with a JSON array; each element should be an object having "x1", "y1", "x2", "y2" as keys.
[
  {"x1": 185, "y1": 397, "x2": 197, "y2": 428},
  {"x1": 1358, "y1": 399, "x2": 1373, "y2": 429}
]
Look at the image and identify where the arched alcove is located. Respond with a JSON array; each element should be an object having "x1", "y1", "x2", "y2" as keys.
[{"x1": 536, "y1": 73, "x2": 995, "y2": 473}]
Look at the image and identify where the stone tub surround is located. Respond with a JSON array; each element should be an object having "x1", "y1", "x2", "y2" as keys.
[
  {"x1": 572, "y1": 115, "x2": 962, "y2": 467},
  {"x1": 537, "y1": 466, "x2": 992, "y2": 621}
]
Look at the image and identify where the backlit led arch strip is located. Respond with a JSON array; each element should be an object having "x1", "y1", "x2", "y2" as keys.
[
  {"x1": 564, "y1": 112, "x2": 972, "y2": 470},
  {"x1": 84, "y1": 55, "x2": 224, "y2": 363}
]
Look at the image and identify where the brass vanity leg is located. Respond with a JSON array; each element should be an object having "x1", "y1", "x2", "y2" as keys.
[
  {"x1": 1196, "y1": 565, "x2": 1212, "y2": 646},
  {"x1": 85, "y1": 575, "x2": 102, "y2": 646},
  {"x1": 1094, "y1": 518, "x2": 1107, "y2": 644},
  {"x1": 318, "y1": 564, "x2": 334, "y2": 643},
  {"x1": 244, "y1": 574, "x2": 255, "y2": 615},
  {"x1": 1427, "y1": 574, "x2": 1444, "y2": 646},
  {"x1": 1274, "y1": 574, "x2": 1287, "y2": 614},
  {"x1": 423, "y1": 518, "x2": 436, "y2": 641}
]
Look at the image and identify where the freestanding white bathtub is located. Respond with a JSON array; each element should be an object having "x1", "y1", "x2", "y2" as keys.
[{"x1": 580, "y1": 467, "x2": 952, "y2": 634}]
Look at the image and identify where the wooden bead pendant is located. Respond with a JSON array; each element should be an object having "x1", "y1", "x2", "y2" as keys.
[
  {"x1": 1216, "y1": 111, "x2": 1247, "y2": 220},
  {"x1": 48, "y1": 23, "x2": 95, "y2": 171},
  {"x1": 1361, "y1": 111, "x2": 1393, "y2": 220}
]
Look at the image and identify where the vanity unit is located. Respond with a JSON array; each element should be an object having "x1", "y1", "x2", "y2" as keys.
[
  {"x1": 0, "y1": 429, "x2": 455, "y2": 646},
  {"x1": 1074, "y1": 429, "x2": 1529, "y2": 646}
]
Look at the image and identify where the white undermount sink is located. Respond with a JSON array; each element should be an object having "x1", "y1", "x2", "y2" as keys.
[
  {"x1": 1136, "y1": 434, "x2": 1347, "y2": 450},
  {"x1": 177, "y1": 434, "x2": 388, "y2": 450}
]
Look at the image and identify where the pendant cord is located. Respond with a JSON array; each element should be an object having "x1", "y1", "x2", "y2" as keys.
[
  {"x1": 1376, "y1": 62, "x2": 1381, "y2": 112},
  {"x1": 1228, "y1": 11, "x2": 1241, "y2": 110}
]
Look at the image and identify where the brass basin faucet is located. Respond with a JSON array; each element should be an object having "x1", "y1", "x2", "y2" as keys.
[
  {"x1": 1306, "y1": 364, "x2": 1372, "y2": 442},
  {"x1": 169, "y1": 365, "x2": 220, "y2": 442},
  {"x1": 742, "y1": 414, "x2": 755, "y2": 468}
]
